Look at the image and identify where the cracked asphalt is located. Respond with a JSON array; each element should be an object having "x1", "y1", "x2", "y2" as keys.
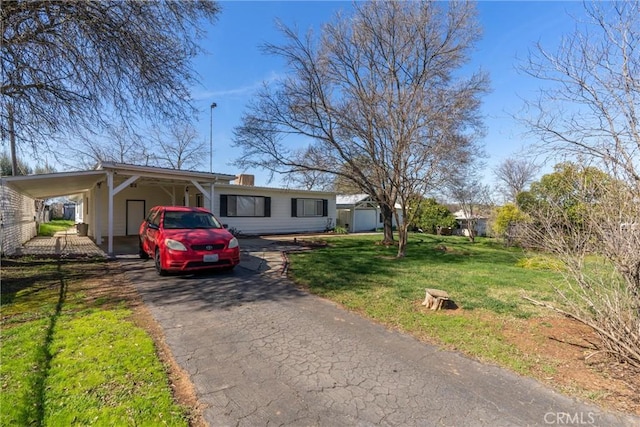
[{"x1": 118, "y1": 237, "x2": 640, "y2": 427}]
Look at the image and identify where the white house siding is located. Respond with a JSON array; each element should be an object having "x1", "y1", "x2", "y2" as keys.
[
  {"x1": 89, "y1": 183, "x2": 192, "y2": 238},
  {"x1": 214, "y1": 185, "x2": 336, "y2": 235},
  {"x1": 83, "y1": 182, "x2": 336, "y2": 238},
  {"x1": 0, "y1": 185, "x2": 37, "y2": 255}
]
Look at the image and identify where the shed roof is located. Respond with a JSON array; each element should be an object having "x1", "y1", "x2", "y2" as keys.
[{"x1": 336, "y1": 194, "x2": 370, "y2": 206}]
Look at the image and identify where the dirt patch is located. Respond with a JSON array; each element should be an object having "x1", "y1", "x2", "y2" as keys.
[
  {"x1": 414, "y1": 302, "x2": 639, "y2": 416},
  {"x1": 286, "y1": 238, "x2": 329, "y2": 248},
  {"x1": 502, "y1": 315, "x2": 640, "y2": 416},
  {"x1": 82, "y1": 261, "x2": 206, "y2": 427}
]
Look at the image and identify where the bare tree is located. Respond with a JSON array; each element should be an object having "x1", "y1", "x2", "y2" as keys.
[
  {"x1": 523, "y1": 1, "x2": 640, "y2": 188},
  {"x1": 445, "y1": 161, "x2": 492, "y2": 242},
  {"x1": 283, "y1": 169, "x2": 335, "y2": 192},
  {"x1": 152, "y1": 123, "x2": 206, "y2": 170},
  {"x1": 519, "y1": 1, "x2": 640, "y2": 368},
  {"x1": 233, "y1": 1, "x2": 488, "y2": 256},
  {"x1": 57, "y1": 126, "x2": 152, "y2": 170},
  {"x1": 1, "y1": 0, "x2": 219, "y2": 174},
  {"x1": 331, "y1": 172, "x2": 364, "y2": 195},
  {"x1": 33, "y1": 162, "x2": 56, "y2": 174},
  {"x1": 494, "y1": 157, "x2": 539, "y2": 203},
  {"x1": 519, "y1": 165, "x2": 640, "y2": 368}
]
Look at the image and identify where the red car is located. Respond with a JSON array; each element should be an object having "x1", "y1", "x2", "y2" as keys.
[{"x1": 139, "y1": 206, "x2": 240, "y2": 275}]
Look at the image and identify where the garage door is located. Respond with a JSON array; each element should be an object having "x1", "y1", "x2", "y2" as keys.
[{"x1": 354, "y1": 209, "x2": 377, "y2": 232}]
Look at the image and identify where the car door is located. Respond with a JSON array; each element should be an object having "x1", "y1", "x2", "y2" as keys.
[{"x1": 141, "y1": 209, "x2": 162, "y2": 253}]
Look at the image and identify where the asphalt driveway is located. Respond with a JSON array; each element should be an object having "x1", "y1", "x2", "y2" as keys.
[{"x1": 118, "y1": 238, "x2": 639, "y2": 427}]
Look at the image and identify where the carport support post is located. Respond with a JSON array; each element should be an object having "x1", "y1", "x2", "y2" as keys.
[
  {"x1": 107, "y1": 174, "x2": 140, "y2": 257},
  {"x1": 188, "y1": 180, "x2": 215, "y2": 214},
  {"x1": 209, "y1": 183, "x2": 214, "y2": 213},
  {"x1": 107, "y1": 172, "x2": 114, "y2": 257},
  {"x1": 95, "y1": 184, "x2": 102, "y2": 245},
  {"x1": 350, "y1": 207, "x2": 356, "y2": 233}
]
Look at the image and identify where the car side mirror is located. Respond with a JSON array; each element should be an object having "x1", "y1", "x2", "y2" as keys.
[
  {"x1": 223, "y1": 224, "x2": 228, "y2": 229},
  {"x1": 148, "y1": 223, "x2": 159, "y2": 230}
]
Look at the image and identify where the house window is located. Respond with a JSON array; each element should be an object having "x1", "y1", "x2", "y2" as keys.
[
  {"x1": 291, "y1": 198, "x2": 328, "y2": 217},
  {"x1": 220, "y1": 195, "x2": 271, "y2": 217}
]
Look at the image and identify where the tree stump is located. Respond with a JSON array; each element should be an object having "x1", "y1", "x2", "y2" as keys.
[{"x1": 421, "y1": 288, "x2": 450, "y2": 310}]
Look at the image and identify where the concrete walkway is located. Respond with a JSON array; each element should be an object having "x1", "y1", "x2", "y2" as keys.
[{"x1": 16, "y1": 229, "x2": 107, "y2": 257}]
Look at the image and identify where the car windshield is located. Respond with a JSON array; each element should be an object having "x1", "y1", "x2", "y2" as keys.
[{"x1": 162, "y1": 211, "x2": 223, "y2": 230}]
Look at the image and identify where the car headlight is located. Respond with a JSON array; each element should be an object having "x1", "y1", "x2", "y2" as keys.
[
  {"x1": 165, "y1": 239, "x2": 187, "y2": 251},
  {"x1": 228, "y1": 237, "x2": 239, "y2": 249}
]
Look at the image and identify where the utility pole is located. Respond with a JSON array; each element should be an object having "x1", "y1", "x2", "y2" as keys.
[
  {"x1": 8, "y1": 103, "x2": 17, "y2": 176},
  {"x1": 209, "y1": 102, "x2": 217, "y2": 173}
]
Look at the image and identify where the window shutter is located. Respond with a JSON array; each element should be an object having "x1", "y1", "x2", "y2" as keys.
[
  {"x1": 322, "y1": 199, "x2": 328, "y2": 217},
  {"x1": 220, "y1": 195, "x2": 228, "y2": 217},
  {"x1": 264, "y1": 197, "x2": 271, "y2": 217},
  {"x1": 291, "y1": 198, "x2": 298, "y2": 217}
]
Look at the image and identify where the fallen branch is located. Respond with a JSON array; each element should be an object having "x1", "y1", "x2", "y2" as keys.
[{"x1": 548, "y1": 336, "x2": 597, "y2": 351}]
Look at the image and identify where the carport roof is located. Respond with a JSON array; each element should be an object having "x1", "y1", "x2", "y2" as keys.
[
  {"x1": 1, "y1": 170, "x2": 105, "y2": 199},
  {"x1": 1, "y1": 162, "x2": 238, "y2": 200}
]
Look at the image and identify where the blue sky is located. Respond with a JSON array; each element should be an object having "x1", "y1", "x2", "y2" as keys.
[{"x1": 190, "y1": 1, "x2": 586, "y2": 187}]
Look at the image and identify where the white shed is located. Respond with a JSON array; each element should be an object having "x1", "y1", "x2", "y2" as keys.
[
  {"x1": 453, "y1": 209, "x2": 488, "y2": 237},
  {"x1": 336, "y1": 194, "x2": 402, "y2": 233}
]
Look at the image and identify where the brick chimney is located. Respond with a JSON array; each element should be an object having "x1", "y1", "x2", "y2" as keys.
[{"x1": 235, "y1": 174, "x2": 255, "y2": 186}]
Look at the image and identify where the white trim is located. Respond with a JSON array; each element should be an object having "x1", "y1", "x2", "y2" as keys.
[
  {"x1": 113, "y1": 175, "x2": 140, "y2": 195},
  {"x1": 107, "y1": 172, "x2": 114, "y2": 255}
]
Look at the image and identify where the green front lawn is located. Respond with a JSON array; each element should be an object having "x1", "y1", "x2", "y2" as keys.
[
  {"x1": 38, "y1": 219, "x2": 77, "y2": 236},
  {"x1": 288, "y1": 234, "x2": 563, "y2": 374},
  {"x1": 0, "y1": 258, "x2": 189, "y2": 426}
]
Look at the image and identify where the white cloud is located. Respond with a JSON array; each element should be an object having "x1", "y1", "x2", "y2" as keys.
[{"x1": 193, "y1": 71, "x2": 284, "y2": 101}]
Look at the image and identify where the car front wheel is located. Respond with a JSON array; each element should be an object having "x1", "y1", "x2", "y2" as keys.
[{"x1": 154, "y1": 248, "x2": 167, "y2": 276}]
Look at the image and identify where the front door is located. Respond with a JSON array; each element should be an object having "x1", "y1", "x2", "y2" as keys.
[{"x1": 126, "y1": 200, "x2": 146, "y2": 236}]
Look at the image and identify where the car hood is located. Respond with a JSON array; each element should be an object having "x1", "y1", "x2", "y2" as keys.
[{"x1": 163, "y1": 228, "x2": 234, "y2": 244}]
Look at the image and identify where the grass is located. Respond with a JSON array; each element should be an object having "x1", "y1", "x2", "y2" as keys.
[
  {"x1": 0, "y1": 258, "x2": 189, "y2": 426},
  {"x1": 288, "y1": 234, "x2": 563, "y2": 375},
  {"x1": 38, "y1": 219, "x2": 77, "y2": 236}
]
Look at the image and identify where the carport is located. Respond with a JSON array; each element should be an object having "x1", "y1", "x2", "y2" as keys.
[{"x1": 2, "y1": 162, "x2": 236, "y2": 257}]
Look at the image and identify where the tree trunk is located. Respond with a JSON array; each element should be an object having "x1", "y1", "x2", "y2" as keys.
[
  {"x1": 380, "y1": 203, "x2": 395, "y2": 245},
  {"x1": 466, "y1": 218, "x2": 476, "y2": 243},
  {"x1": 397, "y1": 223, "x2": 409, "y2": 258}
]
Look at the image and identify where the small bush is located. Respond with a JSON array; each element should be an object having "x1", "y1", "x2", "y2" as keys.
[
  {"x1": 516, "y1": 255, "x2": 564, "y2": 271},
  {"x1": 333, "y1": 226, "x2": 349, "y2": 234}
]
